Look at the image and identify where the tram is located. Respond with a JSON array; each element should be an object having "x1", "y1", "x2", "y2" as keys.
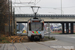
[{"x1": 27, "y1": 17, "x2": 44, "y2": 40}]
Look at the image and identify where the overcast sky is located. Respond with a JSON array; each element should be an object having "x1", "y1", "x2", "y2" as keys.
[{"x1": 12, "y1": 0, "x2": 75, "y2": 14}]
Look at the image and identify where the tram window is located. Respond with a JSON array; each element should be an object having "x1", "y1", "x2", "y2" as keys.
[{"x1": 30, "y1": 23, "x2": 43, "y2": 31}]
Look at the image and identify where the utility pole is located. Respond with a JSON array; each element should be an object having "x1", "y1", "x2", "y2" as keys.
[
  {"x1": 13, "y1": 8, "x2": 15, "y2": 29},
  {"x1": 12, "y1": 7, "x2": 15, "y2": 35},
  {"x1": 8, "y1": 0, "x2": 10, "y2": 36},
  {"x1": 61, "y1": 0, "x2": 62, "y2": 15},
  {"x1": 48, "y1": 23, "x2": 50, "y2": 38},
  {"x1": 11, "y1": 1, "x2": 12, "y2": 35}
]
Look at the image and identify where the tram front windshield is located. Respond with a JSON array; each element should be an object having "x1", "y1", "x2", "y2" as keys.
[{"x1": 29, "y1": 22, "x2": 43, "y2": 31}]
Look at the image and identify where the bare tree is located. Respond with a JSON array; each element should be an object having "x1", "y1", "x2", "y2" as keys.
[{"x1": 0, "y1": 0, "x2": 12, "y2": 35}]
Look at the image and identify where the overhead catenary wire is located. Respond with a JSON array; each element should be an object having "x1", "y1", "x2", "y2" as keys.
[
  {"x1": 12, "y1": 0, "x2": 75, "y2": 9},
  {"x1": 12, "y1": 0, "x2": 24, "y2": 13},
  {"x1": 12, "y1": 0, "x2": 35, "y2": 4},
  {"x1": 41, "y1": 6, "x2": 75, "y2": 9},
  {"x1": 12, "y1": 5, "x2": 75, "y2": 9},
  {"x1": 12, "y1": 0, "x2": 41, "y2": 5},
  {"x1": 34, "y1": 0, "x2": 41, "y2": 5},
  {"x1": 13, "y1": 4, "x2": 21, "y2": 14},
  {"x1": 19, "y1": 0, "x2": 21, "y2": 3},
  {"x1": 28, "y1": 0, "x2": 32, "y2": 4},
  {"x1": 12, "y1": 0, "x2": 75, "y2": 14},
  {"x1": 16, "y1": 8, "x2": 21, "y2": 14},
  {"x1": 34, "y1": 0, "x2": 36, "y2": 5},
  {"x1": 19, "y1": 7, "x2": 25, "y2": 14}
]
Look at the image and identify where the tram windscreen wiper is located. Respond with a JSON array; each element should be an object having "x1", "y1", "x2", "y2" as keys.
[
  {"x1": 35, "y1": 23, "x2": 43, "y2": 31},
  {"x1": 36, "y1": 26, "x2": 42, "y2": 31}
]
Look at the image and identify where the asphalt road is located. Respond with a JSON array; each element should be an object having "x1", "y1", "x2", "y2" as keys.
[{"x1": 46, "y1": 34, "x2": 75, "y2": 46}]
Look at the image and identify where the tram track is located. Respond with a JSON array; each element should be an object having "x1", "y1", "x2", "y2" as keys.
[
  {"x1": 12, "y1": 36, "x2": 20, "y2": 50},
  {"x1": 12, "y1": 36, "x2": 58, "y2": 50},
  {"x1": 19, "y1": 36, "x2": 30, "y2": 50},
  {"x1": 12, "y1": 36, "x2": 30, "y2": 50},
  {"x1": 36, "y1": 42, "x2": 57, "y2": 50}
]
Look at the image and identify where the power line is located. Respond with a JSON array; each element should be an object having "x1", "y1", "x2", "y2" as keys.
[
  {"x1": 28, "y1": 0, "x2": 32, "y2": 4},
  {"x1": 34, "y1": 0, "x2": 41, "y2": 5},
  {"x1": 36, "y1": 0, "x2": 41, "y2": 4},
  {"x1": 34, "y1": 0, "x2": 36, "y2": 5},
  {"x1": 12, "y1": 0, "x2": 75, "y2": 8},
  {"x1": 18, "y1": 0, "x2": 33, "y2": 4},
  {"x1": 16, "y1": 8, "x2": 21, "y2": 14},
  {"x1": 19, "y1": 0, "x2": 21, "y2": 3},
  {"x1": 12, "y1": 2, "x2": 21, "y2": 14},
  {"x1": 62, "y1": 6, "x2": 75, "y2": 8},
  {"x1": 15, "y1": 0, "x2": 16, "y2": 3},
  {"x1": 12, "y1": 0, "x2": 34, "y2": 4},
  {"x1": 19, "y1": 7, "x2": 25, "y2": 14},
  {"x1": 40, "y1": 6, "x2": 75, "y2": 9},
  {"x1": 12, "y1": 5, "x2": 75, "y2": 8}
]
